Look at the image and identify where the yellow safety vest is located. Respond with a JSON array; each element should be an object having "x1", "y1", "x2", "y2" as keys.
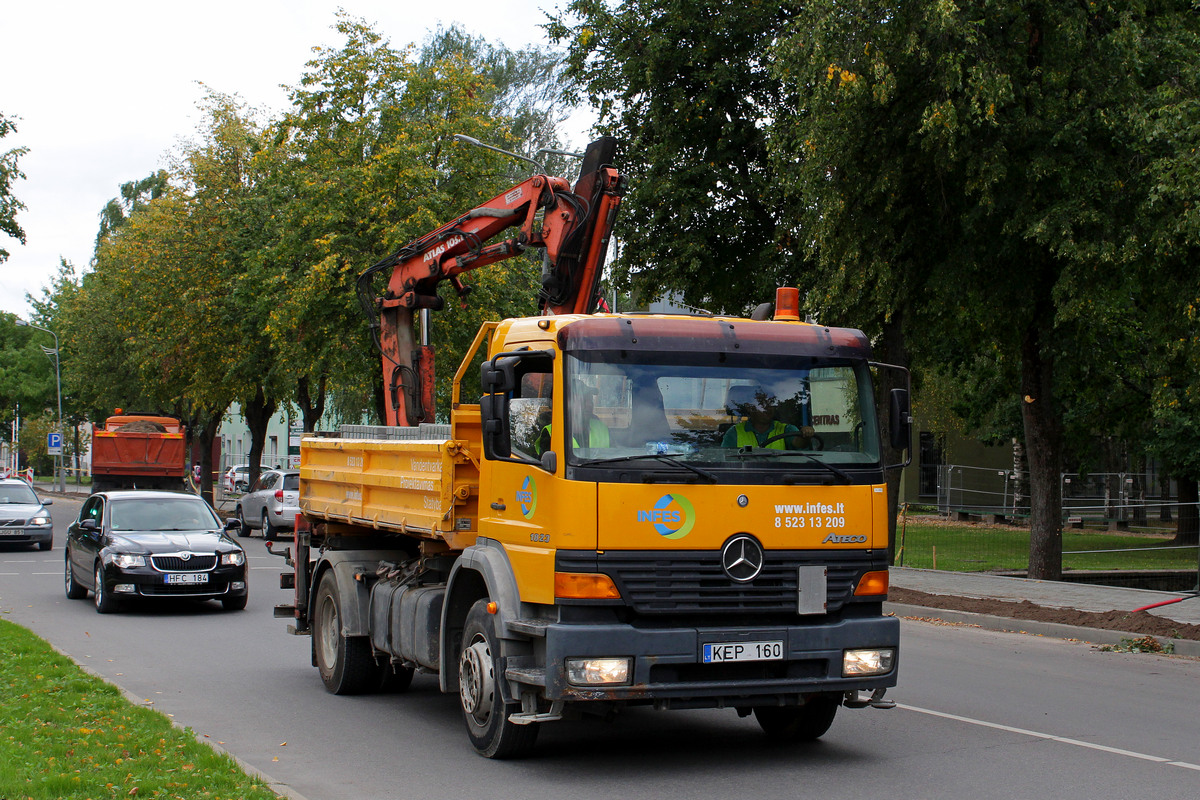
[
  {"x1": 538, "y1": 419, "x2": 610, "y2": 452},
  {"x1": 734, "y1": 420, "x2": 788, "y2": 450}
]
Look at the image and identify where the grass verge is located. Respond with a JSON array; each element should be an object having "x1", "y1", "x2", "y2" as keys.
[
  {"x1": 897, "y1": 522, "x2": 1198, "y2": 572},
  {"x1": 0, "y1": 618, "x2": 279, "y2": 800}
]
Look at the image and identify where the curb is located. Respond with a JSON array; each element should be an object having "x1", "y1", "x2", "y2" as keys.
[{"x1": 886, "y1": 602, "x2": 1200, "y2": 658}]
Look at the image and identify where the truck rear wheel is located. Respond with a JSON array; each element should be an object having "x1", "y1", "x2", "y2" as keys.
[
  {"x1": 313, "y1": 571, "x2": 380, "y2": 694},
  {"x1": 753, "y1": 694, "x2": 839, "y2": 741},
  {"x1": 458, "y1": 599, "x2": 538, "y2": 759}
]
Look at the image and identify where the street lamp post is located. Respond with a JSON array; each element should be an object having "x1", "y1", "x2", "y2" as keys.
[{"x1": 16, "y1": 320, "x2": 65, "y2": 492}]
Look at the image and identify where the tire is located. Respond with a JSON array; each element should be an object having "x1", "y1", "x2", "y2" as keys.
[
  {"x1": 235, "y1": 506, "x2": 250, "y2": 538},
  {"x1": 38, "y1": 538, "x2": 52, "y2": 551},
  {"x1": 313, "y1": 571, "x2": 380, "y2": 694},
  {"x1": 65, "y1": 553, "x2": 87, "y2": 599},
  {"x1": 262, "y1": 511, "x2": 275, "y2": 541},
  {"x1": 458, "y1": 599, "x2": 539, "y2": 759},
  {"x1": 754, "y1": 694, "x2": 840, "y2": 741},
  {"x1": 222, "y1": 591, "x2": 248, "y2": 611},
  {"x1": 94, "y1": 562, "x2": 119, "y2": 614}
]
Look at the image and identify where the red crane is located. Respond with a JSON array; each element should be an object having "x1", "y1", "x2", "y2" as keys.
[{"x1": 358, "y1": 137, "x2": 624, "y2": 427}]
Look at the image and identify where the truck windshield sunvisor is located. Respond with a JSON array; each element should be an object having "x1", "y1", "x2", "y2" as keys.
[{"x1": 557, "y1": 316, "x2": 872, "y2": 359}]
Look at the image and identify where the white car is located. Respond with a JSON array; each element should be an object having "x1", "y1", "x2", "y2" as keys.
[
  {"x1": 234, "y1": 469, "x2": 300, "y2": 539},
  {"x1": 222, "y1": 464, "x2": 251, "y2": 494}
]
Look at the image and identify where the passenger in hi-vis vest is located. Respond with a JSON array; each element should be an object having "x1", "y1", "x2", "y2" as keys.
[
  {"x1": 536, "y1": 382, "x2": 610, "y2": 455},
  {"x1": 721, "y1": 384, "x2": 809, "y2": 449}
]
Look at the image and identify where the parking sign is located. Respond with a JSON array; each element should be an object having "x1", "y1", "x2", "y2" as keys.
[{"x1": 47, "y1": 432, "x2": 62, "y2": 455}]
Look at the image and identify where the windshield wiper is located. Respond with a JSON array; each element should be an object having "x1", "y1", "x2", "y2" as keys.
[
  {"x1": 731, "y1": 447, "x2": 854, "y2": 483},
  {"x1": 579, "y1": 454, "x2": 718, "y2": 483}
]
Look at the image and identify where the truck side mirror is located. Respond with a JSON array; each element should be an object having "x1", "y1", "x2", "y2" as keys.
[
  {"x1": 480, "y1": 393, "x2": 512, "y2": 460},
  {"x1": 889, "y1": 388, "x2": 912, "y2": 451}
]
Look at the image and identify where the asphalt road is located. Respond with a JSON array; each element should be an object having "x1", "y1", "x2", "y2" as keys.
[{"x1": 2, "y1": 496, "x2": 1198, "y2": 800}]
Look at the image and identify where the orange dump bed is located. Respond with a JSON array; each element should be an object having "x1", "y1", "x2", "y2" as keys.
[{"x1": 92, "y1": 415, "x2": 187, "y2": 479}]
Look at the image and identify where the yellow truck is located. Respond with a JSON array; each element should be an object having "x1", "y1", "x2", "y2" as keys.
[{"x1": 274, "y1": 138, "x2": 906, "y2": 758}]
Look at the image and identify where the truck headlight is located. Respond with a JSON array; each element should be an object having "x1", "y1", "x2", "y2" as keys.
[
  {"x1": 107, "y1": 553, "x2": 145, "y2": 568},
  {"x1": 566, "y1": 657, "x2": 631, "y2": 686},
  {"x1": 843, "y1": 648, "x2": 895, "y2": 676},
  {"x1": 221, "y1": 551, "x2": 245, "y2": 566}
]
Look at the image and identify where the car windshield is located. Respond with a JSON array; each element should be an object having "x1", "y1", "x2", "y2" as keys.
[
  {"x1": 0, "y1": 484, "x2": 39, "y2": 504},
  {"x1": 563, "y1": 351, "x2": 882, "y2": 471},
  {"x1": 110, "y1": 497, "x2": 220, "y2": 531}
]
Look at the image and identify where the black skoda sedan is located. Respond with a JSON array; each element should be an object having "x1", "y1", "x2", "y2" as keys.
[{"x1": 65, "y1": 490, "x2": 248, "y2": 612}]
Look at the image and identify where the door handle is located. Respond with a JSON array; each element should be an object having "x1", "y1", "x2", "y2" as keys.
[{"x1": 490, "y1": 501, "x2": 506, "y2": 511}]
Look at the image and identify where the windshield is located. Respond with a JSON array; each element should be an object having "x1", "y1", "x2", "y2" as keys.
[
  {"x1": 564, "y1": 351, "x2": 881, "y2": 473},
  {"x1": 0, "y1": 484, "x2": 39, "y2": 504},
  {"x1": 110, "y1": 497, "x2": 221, "y2": 531}
]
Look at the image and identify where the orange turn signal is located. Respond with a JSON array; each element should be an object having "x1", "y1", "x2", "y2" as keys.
[
  {"x1": 854, "y1": 570, "x2": 889, "y2": 597},
  {"x1": 554, "y1": 572, "x2": 621, "y2": 600}
]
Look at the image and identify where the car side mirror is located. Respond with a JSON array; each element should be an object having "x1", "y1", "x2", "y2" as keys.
[
  {"x1": 80, "y1": 518, "x2": 98, "y2": 532},
  {"x1": 224, "y1": 518, "x2": 241, "y2": 532},
  {"x1": 42, "y1": 498, "x2": 53, "y2": 506}
]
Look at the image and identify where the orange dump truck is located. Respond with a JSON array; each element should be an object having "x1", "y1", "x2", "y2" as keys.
[{"x1": 90, "y1": 412, "x2": 187, "y2": 493}]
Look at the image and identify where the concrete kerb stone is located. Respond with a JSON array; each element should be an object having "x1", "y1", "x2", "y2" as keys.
[{"x1": 885, "y1": 601, "x2": 1200, "y2": 659}]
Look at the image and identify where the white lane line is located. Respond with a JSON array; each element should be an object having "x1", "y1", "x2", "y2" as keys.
[{"x1": 900, "y1": 703, "x2": 1200, "y2": 771}]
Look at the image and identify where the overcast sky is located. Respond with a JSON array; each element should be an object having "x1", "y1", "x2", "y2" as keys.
[{"x1": 1, "y1": 0, "x2": 587, "y2": 317}]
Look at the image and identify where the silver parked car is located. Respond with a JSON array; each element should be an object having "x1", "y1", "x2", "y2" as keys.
[
  {"x1": 0, "y1": 478, "x2": 54, "y2": 551},
  {"x1": 234, "y1": 469, "x2": 300, "y2": 539}
]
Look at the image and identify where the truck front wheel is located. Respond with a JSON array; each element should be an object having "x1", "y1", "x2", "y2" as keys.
[
  {"x1": 753, "y1": 694, "x2": 840, "y2": 741},
  {"x1": 313, "y1": 571, "x2": 379, "y2": 694},
  {"x1": 458, "y1": 599, "x2": 538, "y2": 759}
]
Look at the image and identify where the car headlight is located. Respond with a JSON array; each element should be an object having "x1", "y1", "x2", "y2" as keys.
[
  {"x1": 30, "y1": 514, "x2": 51, "y2": 526},
  {"x1": 106, "y1": 553, "x2": 146, "y2": 568},
  {"x1": 221, "y1": 551, "x2": 245, "y2": 566}
]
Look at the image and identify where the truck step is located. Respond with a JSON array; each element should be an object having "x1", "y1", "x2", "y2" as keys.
[
  {"x1": 505, "y1": 666, "x2": 547, "y2": 686},
  {"x1": 506, "y1": 618, "x2": 550, "y2": 637},
  {"x1": 274, "y1": 604, "x2": 299, "y2": 618}
]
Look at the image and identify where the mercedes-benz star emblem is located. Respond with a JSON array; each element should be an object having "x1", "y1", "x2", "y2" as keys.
[{"x1": 721, "y1": 535, "x2": 764, "y2": 582}]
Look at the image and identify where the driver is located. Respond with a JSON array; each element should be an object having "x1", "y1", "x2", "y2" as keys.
[{"x1": 722, "y1": 386, "x2": 806, "y2": 450}]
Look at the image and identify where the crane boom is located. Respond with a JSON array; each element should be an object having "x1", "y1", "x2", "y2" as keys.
[{"x1": 360, "y1": 137, "x2": 624, "y2": 427}]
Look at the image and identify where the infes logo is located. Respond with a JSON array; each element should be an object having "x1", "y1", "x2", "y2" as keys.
[
  {"x1": 638, "y1": 493, "x2": 695, "y2": 539},
  {"x1": 517, "y1": 475, "x2": 538, "y2": 519}
]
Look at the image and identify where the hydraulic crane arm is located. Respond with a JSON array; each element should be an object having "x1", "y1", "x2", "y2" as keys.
[{"x1": 358, "y1": 137, "x2": 624, "y2": 427}]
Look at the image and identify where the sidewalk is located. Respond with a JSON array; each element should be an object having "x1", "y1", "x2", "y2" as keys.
[{"x1": 889, "y1": 566, "x2": 1200, "y2": 656}]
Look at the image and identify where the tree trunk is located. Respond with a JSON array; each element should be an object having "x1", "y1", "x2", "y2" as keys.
[
  {"x1": 1173, "y1": 478, "x2": 1198, "y2": 547},
  {"x1": 1020, "y1": 323, "x2": 1063, "y2": 580},
  {"x1": 242, "y1": 386, "x2": 278, "y2": 489},
  {"x1": 297, "y1": 375, "x2": 327, "y2": 432},
  {"x1": 194, "y1": 407, "x2": 225, "y2": 506},
  {"x1": 1159, "y1": 471, "x2": 1173, "y2": 522}
]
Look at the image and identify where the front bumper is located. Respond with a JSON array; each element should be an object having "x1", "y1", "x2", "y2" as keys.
[
  {"x1": 530, "y1": 614, "x2": 899, "y2": 704},
  {"x1": 102, "y1": 562, "x2": 248, "y2": 600},
  {"x1": 0, "y1": 523, "x2": 53, "y2": 547}
]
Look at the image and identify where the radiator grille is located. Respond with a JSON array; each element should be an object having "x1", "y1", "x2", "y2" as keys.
[
  {"x1": 151, "y1": 554, "x2": 217, "y2": 572},
  {"x1": 557, "y1": 550, "x2": 882, "y2": 615}
]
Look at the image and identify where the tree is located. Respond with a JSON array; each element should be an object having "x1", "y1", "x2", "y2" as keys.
[
  {"x1": 0, "y1": 112, "x2": 28, "y2": 263},
  {"x1": 547, "y1": 0, "x2": 798, "y2": 313},
  {"x1": 770, "y1": 0, "x2": 1200, "y2": 578},
  {"x1": 259, "y1": 16, "x2": 571, "y2": 426}
]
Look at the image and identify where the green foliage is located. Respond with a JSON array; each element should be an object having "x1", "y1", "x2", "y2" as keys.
[
  {"x1": 0, "y1": 619, "x2": 279, "y2": 800},
  {"x1": 0, "y1": 112, "x2": 28, "y2": 262},
  {"x1": 547, "y1": 0, "x2": 798, "y2": 313}
]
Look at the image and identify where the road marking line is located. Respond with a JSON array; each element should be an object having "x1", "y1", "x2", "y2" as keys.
[{"x1": 899, "y1": 703, "x2": 1199, "y2": 770}]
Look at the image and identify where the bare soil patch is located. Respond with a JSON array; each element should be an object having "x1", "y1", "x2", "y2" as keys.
[{"x1": 889, "y1": 586, "x2": 1200, "y2": 641}]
